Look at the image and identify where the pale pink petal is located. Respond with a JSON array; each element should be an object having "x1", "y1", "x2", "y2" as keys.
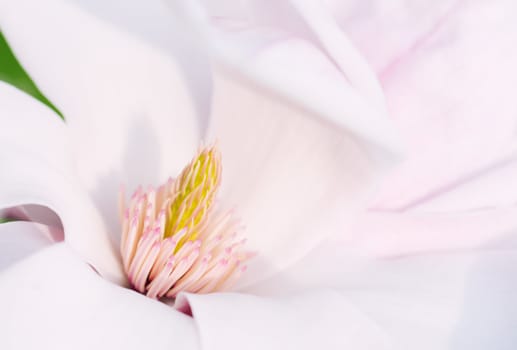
[
  {"x1": 172, "y1": 0, "x2": 401, "y2": 151},
  {"x1": 207, "y1": 66, "x2": 398, "y2": 287},
  {"x1": 178, "y1": 0, "x2": 385, "y2": 102},
  {"x1": 0, "y1": 243, "x2": 200, "y2": 349},
  {"x1": 323, "y1": 0, "x2": 459, "y2": 73},
  {"x1": 0, "y1": 82, "x2": 124, "y2": 283},
  {"x1": 0, "y1": 204, "x2": 63, "y2": 232},
  {"x1": 399, "y1": 152, "x2": 517, "y2": 213},
  {"x1": 0, "y1": 0, "x2": 200, "y2": 244},
  {"x1": 176, "y1": 291, "x2": 390, "y2": 349},
  {"x1": 340, "y1": 209, "x2": 517, "y2": 258},
  {"x1": 0, "y1": 221, "x2": 55, "y2": 272},
  {"x1": 368, "y1": 0, "x2": 517, "y2": 209},
  {"x1": 235, "y1": 225, "x2": 517, "y2": 348}
]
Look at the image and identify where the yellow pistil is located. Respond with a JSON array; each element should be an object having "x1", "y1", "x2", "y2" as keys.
[{"x1": 165, "y1": 145, "x2": 221, "y2": 249}]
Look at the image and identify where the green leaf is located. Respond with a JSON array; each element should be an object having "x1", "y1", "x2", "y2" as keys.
[{"x1": 0, "y1": 30, "x2": 64, "y2": 119}]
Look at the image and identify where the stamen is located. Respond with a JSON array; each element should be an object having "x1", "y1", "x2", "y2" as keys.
[{"x1": 120, "y1": 144, "x2": 252, "y2": 299}]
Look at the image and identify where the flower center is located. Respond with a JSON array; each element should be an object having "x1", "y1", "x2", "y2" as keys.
[{"x1": 119, "y1": 144, "x2": 250, "y2": 299}]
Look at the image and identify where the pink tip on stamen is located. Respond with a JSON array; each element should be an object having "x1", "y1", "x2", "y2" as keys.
[{"x1": 119, "y1": 145, "x2": 252, "y2": 300}]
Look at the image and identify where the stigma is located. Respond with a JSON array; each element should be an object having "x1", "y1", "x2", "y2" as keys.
[{"x1": 119, "y1": 144, "x2": 250, "y2": 299}]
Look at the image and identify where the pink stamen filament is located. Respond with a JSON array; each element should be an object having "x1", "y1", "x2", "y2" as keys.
[{"x1": 119, "y1": 145, "x2": 251, "y2": 299}]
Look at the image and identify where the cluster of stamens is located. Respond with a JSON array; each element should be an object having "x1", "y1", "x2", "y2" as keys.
[{"x1": 119, "y1": 144, "x2": 251, "y2": 299}]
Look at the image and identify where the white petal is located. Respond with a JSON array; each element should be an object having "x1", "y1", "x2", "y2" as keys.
[
  {"x1": 208, "y1": 67, "x2": 398, "y2": 286},
  {"x1": 170, "y1": 0, "x2": 402, "y2": 152},
  {"x1": 237, "y1": 229, "x2": 517, "y2": 349},
  {"x1": 321, "y1": 0, "x2": 458, "y2": 73},
  {"x1": 288, "y1": 0, "x2": 386, "y2": 111},
  {"x1": 372, "y1": 145, "x2": 517, "y2": 211},
  {"x1": 372, "y1": 0, "x2": 517, "y2": 210},
  {"x1": 1, "y1": 204, "x2": 64, "y2": 231},
  {"x1": 176, "y1": 291, "x2": 390, "y2": 350},
  {"x1": 403, "y1": 151, "x2": 517, "y2": 213},
  {"x1": 0, "y1": 0, "x2": 200, "y2": 242},
  {"x1": 0, "y1": 82, "x2": 123, "y2": 283},
  {"x1": 344, "y1": 209, "x2": 517, "y2": 257},
  {"x1": 66, "y1": 0, "x2": 214, "y2": 127},
  {"x1": 0, "y1": 221, "x2": 54, "y2": 272},
  {"x1": 0, "y1": 243, "x2": 200, "y2": 350}
]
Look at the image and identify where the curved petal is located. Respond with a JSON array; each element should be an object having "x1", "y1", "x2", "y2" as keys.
[
  {"x1": 371, "y1": 139, "x2": 517, "y2": 213},
  {"x1": 236, "y1": 227, "x2": 517, "y2": 349},
  {"x1": 372, "y1": 0, "x2": 517, "y2": 210},
  {"x1": 243, "y1": 208, "x2": 517, "y2": 293},
  {"x1": 176, "y1": 291, "x2": 390, "y2": 350},
  {"x1": 393, "y1": 153, "x2": 517, "y2": 213},
  {"x1": 0, "y1": 204, "x2": 64, "y2": 232},
  {"x1": 0, "y1": 221, "x2": 55, "y2": 272},
  {"x1": 170, "y1": 0, "x2": 401, "y2": 151},
  {"x1": 322, "y1": 0, "x2": 459, "y2": 73},
  {"x1": 0, "y1": 243, "x2": 200, "y2": 349},
  {"x1": 0, "y1": 0, "x2": 200, "y2": 241},
  {"x1": 207, "y1": 66, "x2": 398, "y2": 286},
  {"x1": 69, "y1": 0, "x2": 214, "y2": 126},
  {"x1": 344, "y1": 209, "x2": 517, "y2": 257},
  {"x1": 0, "y1": 82, "x2": 123, "y2": 283}
]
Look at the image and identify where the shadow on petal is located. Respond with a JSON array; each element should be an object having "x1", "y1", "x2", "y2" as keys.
[
  {"x1": 450, "y1": 230, "x2": 517, "y2": 349},
  {"x1": 70, "y1": 0, "x2": 213, "y2": 132},
  {"x1": 1, "y1": 204, "x2": 64, "y2": 242},
  {"x1": 90, "y1": 117, "x2": 161, "y2": 248}
]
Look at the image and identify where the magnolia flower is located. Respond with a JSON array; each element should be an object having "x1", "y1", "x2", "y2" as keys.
[{"x1": 1, "y1": 0, "x2": 517, "y2": 349}]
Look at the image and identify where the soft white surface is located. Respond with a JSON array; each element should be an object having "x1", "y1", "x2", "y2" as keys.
[
  {"x1": 175, "y1": 224, "x2": 517, "y2": 349},
  {"x1": 177, "y1": 291, "x2": 391, "y2": 349},
  {"x1": 209, "y1": 67, "x2": 394, "y2": 286},
  {"x1": 0, "y1": 82, "x2": 124, "y2": 283},
  {"x1": 1, "y1": 0, "x2": 517, "y2": 349},
  {"x1": 364, "y1": 0, "x2": 517, "y2": 211},
  {"x1": 175, "y1": 0, "x2": 517, "y2": 214},
  {"x1": 0, "y1": 221, "x2": 54, "y2": 271},
  {"x1": 171, "y1": 0, "x2": 403, "y2": 152},
  {"x1": 0, "y1": 243, "x2": 200, "y2": 350}
]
